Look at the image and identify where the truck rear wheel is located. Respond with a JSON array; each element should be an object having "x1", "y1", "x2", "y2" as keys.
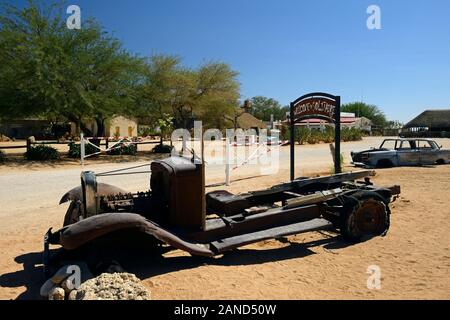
[{"x1": 340, "y1": 192, "x2": 390, "y2": 242}]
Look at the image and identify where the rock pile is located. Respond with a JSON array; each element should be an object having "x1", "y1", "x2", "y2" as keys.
[
  {"x1": 40, "y1": 263, "x2": 150, "y2": 300},
  {"x1": 74, "y1": 273, "x2": 151, "y2": 300}
]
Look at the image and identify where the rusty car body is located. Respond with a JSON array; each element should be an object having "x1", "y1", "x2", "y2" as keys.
[
  {"x1": 351, "y1": 138, "x2": 450, "y2": 168},
  {"x1": 44, "y1": 154, "x2": 400, "y2": 276}
]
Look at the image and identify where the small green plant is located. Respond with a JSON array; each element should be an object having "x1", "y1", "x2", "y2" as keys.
[
  {"x1": 329, "y1": 153, "x2": 345, "y2": 174},
  {"x1": 341, "y1": 127, "x2": 363, "y2": 142},
  {"x1": 282, "y1": 125, "x2": 364, "y2": 145},
  {"x1": 321, "y1": 127, "x2": 335, "y2": 143},
  {"x1": 107, "y1": 143, "x2": 137, "y2": 156},
  {"x1": 138, "y1": 126, "x2": 159, "y2": 137},
  {"x1": 25, "y1": 145, "x2": 59, "y2": 161},
  {"x1": 157, "y1": 114, "x2": 174, "y2": 146},
  {"x1": 0, "y1": 150, "x2": 6, "y2": 163},
  {"x1": 296, "y1": 127, "x2": 310, "y2": 145},
  {"x1": 68, "y1": 142, "x2": 99, "y2": 158},
  {"x1": 152, "y1": 144, "x2": 174, "y2": 154}
]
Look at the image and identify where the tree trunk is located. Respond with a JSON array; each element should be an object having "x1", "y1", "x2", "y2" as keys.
[
  {"x1": 95, "y1": 117, "x2": 106, "y2": 137},
  {"x1": 79, "y1": 121, "x2": 93, "y2": 137},
  {"x1": 68, "y1": 115, "x2": 93, "y2": 137}
]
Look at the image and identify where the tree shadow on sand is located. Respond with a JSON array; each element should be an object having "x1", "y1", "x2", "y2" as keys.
[{"x1": 0, "y1": 233, "x2": 354, "y2": 300}]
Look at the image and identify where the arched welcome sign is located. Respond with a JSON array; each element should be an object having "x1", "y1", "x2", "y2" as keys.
[{"x1": 289, "y1": 92, "x2": 341, "y2": 180}]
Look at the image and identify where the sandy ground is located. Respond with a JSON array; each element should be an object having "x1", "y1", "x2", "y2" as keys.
[{"x1": 0, "y1": 137, "x2": 449, "y2": 299}]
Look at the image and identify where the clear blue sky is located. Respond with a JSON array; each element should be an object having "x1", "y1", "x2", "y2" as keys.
[{"x1": 11, "y1": 0, "x2": 450, "y2": 122}]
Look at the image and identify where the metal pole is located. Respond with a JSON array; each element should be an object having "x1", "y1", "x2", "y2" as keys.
[
  {"x1": 334, "y1": 96, "x2": 341, "y2": 174},
  {"x1": 26, "y1": 137, "x2": 32, "y2": 154},
  {"x1": 80, "y1": 132, "x2": 85, "y2": 167},
  {"x1": 182, "y1": 135, "x2": 187, "y2": 154},
  {"x1": 290, "y1": 102, "x2": 295, "y2": 181},
  {"x1": 200, "y1": 127, "x2": 206, "y2": 230},
  {"x1": 225, "y1": 137, "x2": 231, "y2": 186}
]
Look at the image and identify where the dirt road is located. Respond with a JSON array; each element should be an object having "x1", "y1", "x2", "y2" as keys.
[
  {"x1": 0, "y1": 136, "x2": 404, "y2": 213},
  {"x1": 0, "y1": 137, "x2": 449, "y2": 299}
]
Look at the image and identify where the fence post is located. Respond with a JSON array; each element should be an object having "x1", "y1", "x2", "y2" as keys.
[
  {"x1": 225, "y1": 137, "x2": 231, "y2": 186},
  {"x1": 80, "y1": 133, "x2": 85, "y2": 166},
  {"x1": 26, "y1": 137, "x2": 32, "y2": 154},
  {"x1": 182, "y1": 135, "x2": 187, "y2": 153},
  {"x1": 105, "y1": 137, "x2": 109, "y2": 150}
]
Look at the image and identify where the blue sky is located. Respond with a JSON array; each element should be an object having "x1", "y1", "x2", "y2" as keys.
[{"x1": 10, "y1": 0, "x2": 450, "y2": 122}]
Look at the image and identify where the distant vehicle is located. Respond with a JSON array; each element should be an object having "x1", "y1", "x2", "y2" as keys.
[{"x1": 351, "y1": 138, "x2": 450, "y2": 168}]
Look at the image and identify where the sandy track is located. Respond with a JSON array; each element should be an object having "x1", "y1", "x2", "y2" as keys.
[
  {"x1": 132, "y1": 165, "x2": 450, "y2": 300},
  {"x1": 0, "y1": 138, "x2": 449, "y2": 299}
]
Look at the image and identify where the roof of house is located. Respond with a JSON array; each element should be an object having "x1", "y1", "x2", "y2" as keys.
[
  {"x1": 236, "y1": 112, "x2": 267, "y2": 130},
  {"x1": 403, "y1": 109, "x2": 450, "y2": 129}
]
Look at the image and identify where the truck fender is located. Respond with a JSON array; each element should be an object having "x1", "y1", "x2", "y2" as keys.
[
  {"x1": 59, "y1": 183, "x2": 127, "y2": 205},
  {"x1": 50, "y1": 212, "x2": 214, "y2": 257}
]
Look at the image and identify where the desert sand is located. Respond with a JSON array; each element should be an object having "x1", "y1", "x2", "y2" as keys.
[{"x1": 0, "y1": 138, "x2": 449, "y2": 300}]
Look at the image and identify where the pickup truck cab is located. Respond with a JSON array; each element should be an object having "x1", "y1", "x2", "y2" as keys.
[{"x1": 351, "y1": 138, "x2": 450, "y2": 168}]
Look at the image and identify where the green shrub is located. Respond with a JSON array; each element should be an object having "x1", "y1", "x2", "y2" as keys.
[
  {"x1": 152, "y1": 144, "x2": 173, "y2": 154},
  {"x1": 67, "y1": 142, "x2": 99, "y2": 158},
  {"x1": 0, "y1": 150, "x2": 6, "y2": 163},
  {"x1": 25, "y1": 145, "x2": 59, "y2": 161},
  {"x1": 321, "y1": 127, "x2": 335, "y2": 143},
  {"x1": 296, "y1": 127, "x2": 310, "y2": 145},
  {"x1": 306, "y1": 134, "x2": 319, "y2": 144},
  {"x1": 341, "y1": 128, "x2": 363, "y2": 142},
  {"x1": 138, "y1": 126, "x2": 159, "y2": 137},
  {"x1": 281, "y1": 126, "x2": 364, "y2": 145},
  {"x1": 107, "y1": 143, "x2": 137, "y2": 156}
]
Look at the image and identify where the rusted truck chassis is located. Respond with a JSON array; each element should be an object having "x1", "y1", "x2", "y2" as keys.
[{"x1": 44, "y1": 156, "x2": 400, "y2": 276}]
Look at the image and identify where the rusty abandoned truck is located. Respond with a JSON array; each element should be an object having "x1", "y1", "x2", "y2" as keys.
[{"x1": 43, "y1": 154, "x2": 400, "y2": 276}]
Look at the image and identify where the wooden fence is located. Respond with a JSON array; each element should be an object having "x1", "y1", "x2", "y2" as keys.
[{"x1": 0, "y1": 136, "x2": 160, "y2": 154}]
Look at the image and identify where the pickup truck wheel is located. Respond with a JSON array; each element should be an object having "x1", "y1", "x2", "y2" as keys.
[{"x1": 340, "y1": 192, "x2": 390, "y2": 242}]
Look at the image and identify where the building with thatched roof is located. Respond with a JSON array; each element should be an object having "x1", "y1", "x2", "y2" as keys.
[
  {"x1": 401, "y1": 109, "x2": 450, "y2": 138},
  {"x1": 236, "y1": 112, "x2": 267, "y2": 132}
]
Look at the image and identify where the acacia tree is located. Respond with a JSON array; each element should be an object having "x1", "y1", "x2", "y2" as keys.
[
  {"x1": 135, "y1": 55, "x2": 240, "y2": 130},
  {"x1": 250, "y1": 96, "x2": 288, "y2": 121},
  {"x1": 0, "y1": 0, "x2": 144, "y2": 136},
  {"x1": 341, "y1": 102, "x2": 388, "y2": 128},
  {"x1": 0, "y1": 1, "x2": 241, "y2": 137},
  {"x1": 134, "y1": 55, "x2": 186, "y2": 125},
  {"x1": 193, "y1": 62, "x2": 240, "y2": 129}
]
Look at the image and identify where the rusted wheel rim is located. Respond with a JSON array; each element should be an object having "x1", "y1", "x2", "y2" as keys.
[{"x1": 354, "y1": 199, "x2": 387, "y2": 235}]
